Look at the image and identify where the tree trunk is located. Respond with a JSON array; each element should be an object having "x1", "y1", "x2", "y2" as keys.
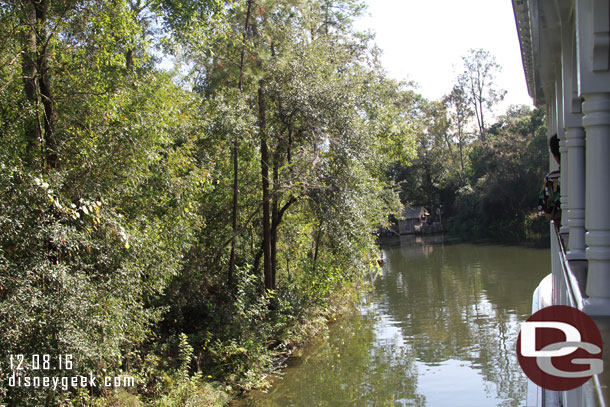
[
  {"x1": 35, "y1": 0, "x2": 57, "y2": 168},
  {"x1": 21, "y1": 0, "x2": 57, "y2": 169},
  {"x1": 271, "y1": 155, "x2": 279, "y2": 290},
  {"x1": 228, "y1": 0, "x2": 254, "y2": 290},
  {"x1": 228, "y1": 139, "x2": 238, "y2": 289},
  {"x1": 238, "y1": 0, "x2": 253, "y2": 92},
  {"x1": 253, "y1": 196, "x2": 295, "y2": 281},
  {"x1": 458, "y1": 127, "x2": 466, "y2": 181},
  {"x1": 21, "y1": 2, "x2": 41, "y2": 167},
  {"x1": 324, "y1": 0, "x2": 330, "y2": 36},
  {"x1": 443, "y1": 132, "x2": 464, "y2": 186},
  {"x1": 312, "y1": 225, "x2": 322, "y2": 273},
  {"x1": 259, "y1": 81, "x2": 273, "y2": 291}
]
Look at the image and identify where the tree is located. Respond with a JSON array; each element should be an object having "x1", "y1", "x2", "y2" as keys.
[
  {"x1": 457, "y1": 48, "x2": 506, "y2": 143},
  {"x1": 0, "y1": 0, "x2": 223, "y2": 404},
  {"x1": 443, "y1": 83, "x2": 475, "y2": 186},
  {"x1": 385, "y1": 92, "x2": 453, "y2": 209},
  {"x1": 0, "y1": 0, "x2": 420, "y2": 403},
  {"x1": 449, "y1": 106, "x2": 548, "y2": 240}
]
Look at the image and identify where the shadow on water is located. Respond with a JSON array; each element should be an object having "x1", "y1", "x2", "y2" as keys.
[{"x1": 233, "y1": 235, "x2": 551, "y2": 407}]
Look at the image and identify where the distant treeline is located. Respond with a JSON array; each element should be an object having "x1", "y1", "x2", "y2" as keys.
[{"x1": 386, "y1": 50, "x2": 549, "y2": 242}]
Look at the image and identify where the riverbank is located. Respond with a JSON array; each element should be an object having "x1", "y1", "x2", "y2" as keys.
[
  {"x1": 221, "y1": 235, "x2": 548, "y2": 406},
  {"x1": 377, "y1": 228, "x2": 550, "y2": 250},
  {"x1": 94, "y1": 279, "x2": 366, "y2": 407},
  {"x1": 94, "y1": 234, "x2": 551, "y2": 406}
]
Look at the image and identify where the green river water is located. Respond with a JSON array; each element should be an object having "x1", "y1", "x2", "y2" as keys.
[{"x1": 233, "y1": 235, "x2": 551, "y2": 406}]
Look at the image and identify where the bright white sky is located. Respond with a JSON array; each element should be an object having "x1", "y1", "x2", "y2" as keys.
[{"x1": 355, "y1": 0, "x2": 533, "y2": 113}]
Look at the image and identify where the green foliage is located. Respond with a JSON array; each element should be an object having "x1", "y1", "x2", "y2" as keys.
[
  {"x1": 0, "y1": 160, "x2": 153, "y2": 404},
  {"x1": 0, "y1": 0, "x2": 413, "y2": 405},
  {"x1": 386, "y1": 46, "x2": 548, "y2": 244},
  {"x1": 448, "y1": 106, "x2": 548, "y2": 241},
  {"x1": 0, "y1": 1, "x2": 549, "y2": 405},
  {"x1": 155, "y1": 375, "x2": 229, "y2": 407}
]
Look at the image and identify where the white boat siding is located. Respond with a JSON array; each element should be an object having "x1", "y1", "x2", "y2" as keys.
[{"x1": 512, "y1": 0, "x2": 610, "y2": 405}]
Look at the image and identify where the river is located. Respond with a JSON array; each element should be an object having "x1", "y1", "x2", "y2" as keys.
[{"x1": 232, "y1": 235, "x2": 551, "y2": 406}]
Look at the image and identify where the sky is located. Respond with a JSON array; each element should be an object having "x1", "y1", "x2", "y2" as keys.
[{"x1": 355, "y1": 0, "x2": 533, "y2": 113}]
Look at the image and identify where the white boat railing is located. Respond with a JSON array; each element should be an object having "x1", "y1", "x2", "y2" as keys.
[
  {"x1": 551, "y1": 222, "x2": 586, "y2": 310},
  {"x1": 527, "y1": 223, "x2": 607, "y2": 407}
]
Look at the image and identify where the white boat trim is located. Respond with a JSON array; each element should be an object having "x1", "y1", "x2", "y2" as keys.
[{"x1": 512, "y1": 0, "x2": 610, "y2": 404}]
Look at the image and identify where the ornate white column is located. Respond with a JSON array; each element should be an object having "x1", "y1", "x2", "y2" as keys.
[
  {"x1": 561, "y1": 23, "x2": 586, "y2": 260},
  {"x1": 576, "y1": 0, "x2": 610, "y2": 314},
  {"x1": 582, "y1": 93, "x2": 610, "y2": 302},
  {"x1": 559, "y1": 137, "x2": 570, "y2": 235},
  {"x1": 565, "y1": 126, "x2": 586, "y2": 259}
]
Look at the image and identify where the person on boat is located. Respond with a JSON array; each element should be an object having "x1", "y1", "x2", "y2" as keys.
[{"x1": 538, "y1": 134, "x2": 561, "y2": 225}]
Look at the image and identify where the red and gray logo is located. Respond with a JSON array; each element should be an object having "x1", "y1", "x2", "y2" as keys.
[{"x1": 517, "y1": 305, "x2": 603, "y2": 391}]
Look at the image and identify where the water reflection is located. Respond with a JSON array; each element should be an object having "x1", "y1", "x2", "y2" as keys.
[
  {"x1": 233, "y1": 311, "x2": 422, "y2": 406},
  {"x1": 233, "y1": 236, "x2": 550, "y2": 406}
]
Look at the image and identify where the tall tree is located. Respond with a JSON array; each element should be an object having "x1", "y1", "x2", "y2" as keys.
[
  {"x1": 228, "y1": 0, "x2": 254, "y2": 291},
  {"x1": 457, "y1": 48, "x2": 506, "y2": 143},
  {"x1": 18, "y1": 0, "x2": 59, "y2": 169},
  {"x1": 443, "y1": 83, "x2": 474, "y2": 186}
]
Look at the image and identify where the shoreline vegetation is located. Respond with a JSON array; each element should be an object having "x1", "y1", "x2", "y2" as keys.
[
  {"x1": 0, "y1": 1, "x2": 548, "y2": 406},
  {"x1": 188, "y1": 232, "x2": 549, "y2": 407},
  {"x1": 100, "y1": 280, "x2": 365, "y2": 407}
]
